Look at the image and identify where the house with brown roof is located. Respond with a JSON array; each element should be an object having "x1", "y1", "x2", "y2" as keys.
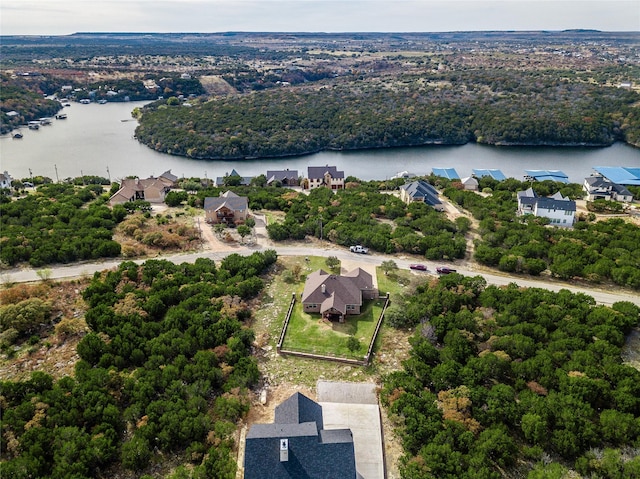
[
  {"x1": 301, "y1": 268, "x2": 377, "y2": 322},
  {"x1": 109, "y1": 170, "x2": 178, "y2": 206},
  {"x1": 203, "y1": 191, "x2": 249, "y2": 224}
]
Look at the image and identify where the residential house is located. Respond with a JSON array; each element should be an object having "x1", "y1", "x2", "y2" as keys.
[
  {"x1": 583, "y1": 176, "x2": 633, "y2": 202},
  {"x1": 215, "y1": 169, "x2": 252, "y2": 187},
  {"x1": 244, "y1": 392, "x2": 357, "y2": 479},
  {"x1": 399, "y1": 180, "x2": 445, "y2": 211},
  {"x1": 517, "y1": 188, "x2": 576, "y2": 227},
  {"x1": 109, "y1": 170, "x2": 177, "y2": 206},
  {"x1": 203, "y1": 191, "x2": 248, "y2": 224},
  {"x1": 0, "y1": 171, "x2": 13, "y2": 189},
  {"x1": 266, "y1": 169, "x2": 299, "y2": 186},
  {"x1": 301, "y1": 268, "x2": 377, "y2": 323},
  {"x1": 306, "y1": 165, "x2": 344, "y2": 190},
  {"x1": 460, "y1": 176, "x2": 479, "y2": 191}
]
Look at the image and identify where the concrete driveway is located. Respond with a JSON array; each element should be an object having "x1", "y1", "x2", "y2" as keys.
[{"x1": 317, "y1": 381, "x2": 384, "y2": 479}]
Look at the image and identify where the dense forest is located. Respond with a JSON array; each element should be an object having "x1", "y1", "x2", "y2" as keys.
[
  {"x1": 0, "y1": 183, "x2": 123, "y2": 267},
  {"x1": 135, "y1": 70, "x2": 640, "y2": 159},
  {"x1": 382, "y1": 275, "x2": 640, "y2": 478},
  {"x1": 1, "y1": 251, "x2": 277, "y2": 478}
]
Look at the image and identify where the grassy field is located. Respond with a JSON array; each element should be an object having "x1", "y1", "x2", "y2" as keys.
[{"x1": 281, "y1": 296, "x2": 385, "y2": 359}]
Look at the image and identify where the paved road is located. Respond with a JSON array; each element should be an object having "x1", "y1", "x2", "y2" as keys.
[{"x1": 2, "y1": 243, "x2": 639, "y2": 307}]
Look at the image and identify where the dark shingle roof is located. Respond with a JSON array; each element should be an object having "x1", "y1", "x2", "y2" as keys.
[
  {"x1": 307, "y1": 165, "x2": 344, "y2": 180},
  {"x1": 401, "y1": 180, "x2": 442, "y2": 208},
  {"x1": 275, "y1": 392, "x2": 324, "y2": 427}
]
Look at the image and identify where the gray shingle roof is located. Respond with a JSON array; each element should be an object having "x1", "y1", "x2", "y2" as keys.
[
  {"x1": 307, "y1": 165, "x2": 344, "y2": 180},
  {"x1": 244, "y1": 393, "x2": 357, "y2": 479},
  {"x1": 401, "y1": 180, "x2": 443, "y2": 207},
  {"x1": 203, "y1": 191, "x2": 248, "y2": 212}
]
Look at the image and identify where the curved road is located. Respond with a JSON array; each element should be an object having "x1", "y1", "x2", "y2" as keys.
[{"x1": 2, "y1": 242, "x2": 639, "y2": 307}]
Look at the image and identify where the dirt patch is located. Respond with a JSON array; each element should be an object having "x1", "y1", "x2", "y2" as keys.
[{"x1": 0, "y1": 279, "x2": 89, "y2": 381}]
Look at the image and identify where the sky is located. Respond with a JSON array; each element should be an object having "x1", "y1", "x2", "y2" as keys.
[{"x1": 1, "y1": 0, "x2": 638, "y2": 35}]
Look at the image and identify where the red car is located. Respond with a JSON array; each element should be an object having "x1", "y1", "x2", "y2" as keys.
[
  {"x1": 409, "y1": 264, "x2": 428, "y2": 271},
  {"x1": 436, "y1": 266, "x2": 457, "y2": 274}
]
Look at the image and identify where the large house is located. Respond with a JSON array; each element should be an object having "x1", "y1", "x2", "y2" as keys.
[
  {"x1": 244, "y1": 392, "x2": 357, "y2": 479},
  {"x1": 0, "y1": 171, "x2": 13, "y2": 189},
  {"x1": 266, "y1": 169, "x2": 299, "y2": 186},
  {"x1": 399, "y1": 180, "x2": 445, "y2": 211},
  {"x1": 301, "y1": 268, "x2": 377, "y2": 322},
  {"x1": 306, "y1": 165, "x2": 344, "y2": 190},
  {"x1": 517, "y1": 188, "x2": 576, "y2": 227},
  {"x1": 203, "y1": 191, "x2": 248, "y2": 224},
  {"x1": 215, "y1": 169, "x2": 252, "y2": 187},
  {"x1": 583, "y1": 176, "x2": 633, "y2": 202},
  {"x1": 109, "y1": 170, "x2": 177, "y2": 206}
]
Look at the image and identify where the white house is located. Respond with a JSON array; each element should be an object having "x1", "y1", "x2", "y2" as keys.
[
  {"x1": 583, "y1": 176, "x2": 633, "y2": 203},
  {"x1": 0, "y1": 171, "x2": 13, "y2": 189},
  {"x1": 460, "y1": 176, "x2": 479, "y2": 191},
  {"x1": 517, "y1": 188, "x2": 576, "y2": 227}
]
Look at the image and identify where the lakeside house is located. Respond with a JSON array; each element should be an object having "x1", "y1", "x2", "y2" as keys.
[
  {"x1": 109, "y1": 170, "x2": 177, "y2": 206},
  {"x1": 517, "y1": 188, "x2": 576, "y2": 227},
  {"x1": 203, "y1": 191, "x2": 248, "y2": 224},
  {"x1": 460, "y1": 176, "x2": 479, "y2": 191},
  {"x1": 305, "y1": 165, "x2": 344, "y2": 190},
  {"x1": 0, "y1": 171, "x2": 13, "y2": 189},
  {"x1": 583, "y1": 176, "x2": 633, "y2": 202},
  {"x1": 591, "y1": 166, "x2": 640, "y2": 187},
  {"x1": 399, "y1": 180, "x2": 445, "y2": 211},
  {"x1": 244, "y1": 392, "x2": 357, "y2": 479},
  {"x1": 301, "y1": 268, "x2": 377, "y2": 323},
  {"x1": 266, "y1": 169, "x2": 299, "y2": 186},
  {"x1": 215, "y1": 169, "x2": 252, "y2": 187}
]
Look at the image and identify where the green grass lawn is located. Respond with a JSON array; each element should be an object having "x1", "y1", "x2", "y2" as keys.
[{"x1": 282, "y1": 296, "x2": 385, "y2": 359}]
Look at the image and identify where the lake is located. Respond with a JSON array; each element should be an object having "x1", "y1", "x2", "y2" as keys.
[{"x1": 1, "y1": 101, "x2": 639, "y2": 183}]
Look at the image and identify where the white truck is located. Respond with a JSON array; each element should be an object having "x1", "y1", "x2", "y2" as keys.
[{"x1": 349, "y1": 245, "x2": 369, "y2": 254}]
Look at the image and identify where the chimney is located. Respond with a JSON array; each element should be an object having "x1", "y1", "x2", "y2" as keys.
[
  {"x1": 321, "y1": 284, "x2": 326, "y2": 294},
  {"x1": 280, "y1": 439, "x2": 289, "y2": 462}
]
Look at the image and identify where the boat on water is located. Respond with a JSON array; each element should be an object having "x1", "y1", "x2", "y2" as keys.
[
  {"x1": 55, "y1": 113, "x2": 67, "y2": 120},
  {"x1": 97, "y1": 99, "x2": 107, "y2": 104},
  {"x1": 13, "y1": 132, "x2": 23, "y2": 139},
  {"x1": 28, "y1": 121, "x2": 40, "y2": 130},
  {"x1": 79, "y1": 99, "x2": 91, "y2": 104},
  {"x1": 39, "y1": 117, "x2": 52, "y2": 125}
]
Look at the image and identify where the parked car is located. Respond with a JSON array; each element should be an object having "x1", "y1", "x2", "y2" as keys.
[
  {"x1": 436, "y1": 266, "x2": 457, "y2": 274},
  {"x1": 349, "y1": 245, "x2": 369, "y2": 254},
  {"x1": 409, "y1": 264, "x2": 428, "y2": 271}
]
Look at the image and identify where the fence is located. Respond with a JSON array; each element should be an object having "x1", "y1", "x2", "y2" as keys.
[{"x1": 277, "y1": 292, "x2": 391, "y2": 367}]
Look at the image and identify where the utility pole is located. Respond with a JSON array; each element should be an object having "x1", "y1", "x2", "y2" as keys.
[
  {"x1": 106, "y1": 166, "x2": 111, "y2": 183},
  {"x1": 319, "y1": 218, "x2": 323, "y2": 242},
  {"x1": 54, "y1": 164, "x2": 59, "y2": 183},
  {"x1": 29, "y1": 168, "x2": 33, "y2": 186}
]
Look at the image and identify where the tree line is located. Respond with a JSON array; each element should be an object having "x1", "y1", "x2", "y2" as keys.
[{"x1": 134, "y1": 69, "x2": 640, "y2": 159}]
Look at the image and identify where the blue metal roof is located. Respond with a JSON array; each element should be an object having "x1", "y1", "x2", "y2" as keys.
[
  {"x1": 592, "y1": 167, "x2": 640, "y2": 186},
  {"x1": 432, "y1": 167, "x2": 460, "y2": 180},
  {"x1": 472, "y1": 169, "x2": 507, "y2": 181},
  {"x1": 524, "y1": 170, "x2": 569, "y2": 183}
]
